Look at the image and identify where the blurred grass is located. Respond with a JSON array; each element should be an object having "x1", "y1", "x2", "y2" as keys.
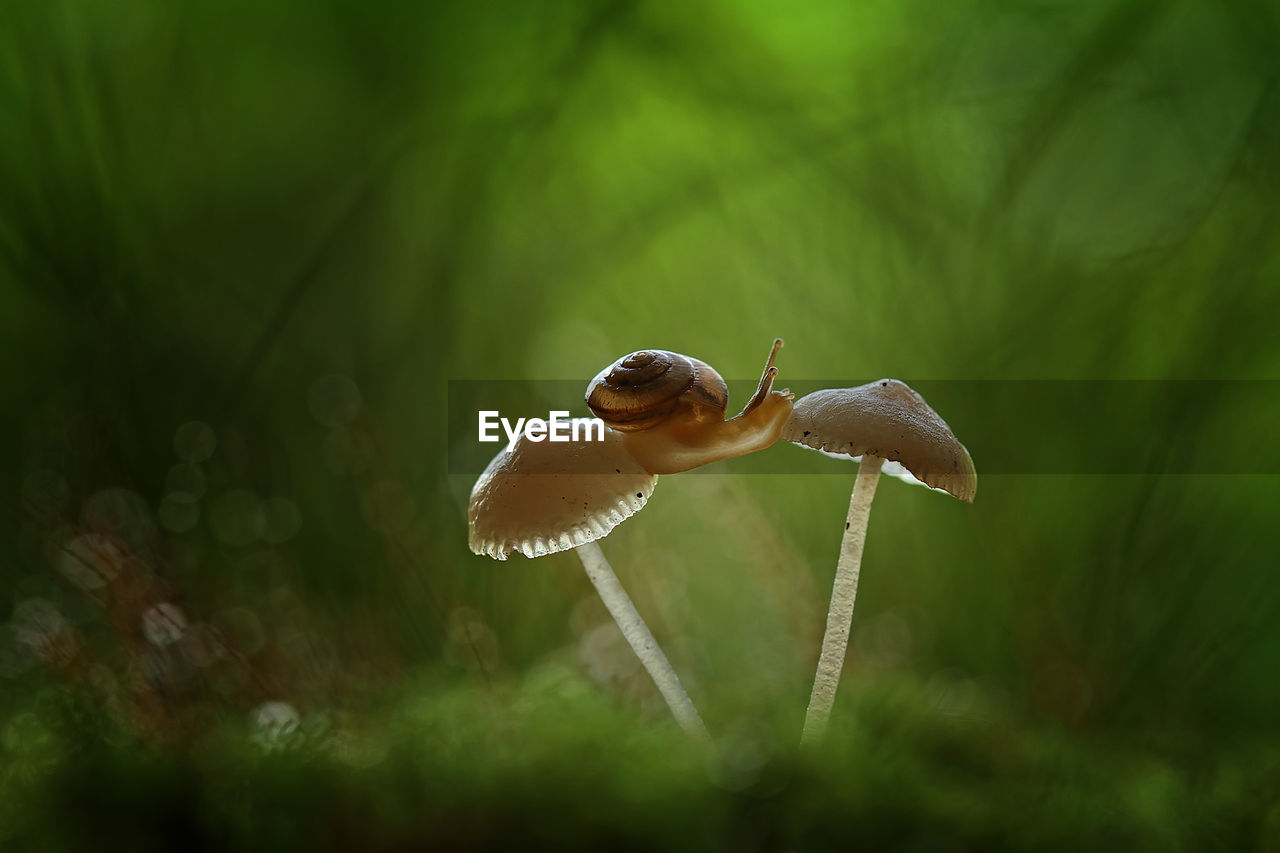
[
  {"x1": 5, "y1": 664, "x2": 1280, "y2": 851},
  {"x1": 2, "y1": 0, "x2": 1280, "y2": 848}
]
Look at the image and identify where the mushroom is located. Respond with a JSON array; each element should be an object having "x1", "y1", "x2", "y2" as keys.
[
  {"x1": 468, "y1": 339, "x2": 794, "y2": 739},
  {"x1": 468, "y1": 426, "x2": 709, "y2": 739},
  {"x1": 784, "y1": 379, "x2": 976, "y2": 743}
]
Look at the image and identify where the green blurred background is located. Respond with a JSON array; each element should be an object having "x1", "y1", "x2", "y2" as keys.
[{"x1": 4, "y1": 0, "x2": 1280, "y2": 849}]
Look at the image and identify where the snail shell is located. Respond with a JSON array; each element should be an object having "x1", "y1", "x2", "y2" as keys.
[{"x1": 586, "y1": 350, "x2": 728, "y2": 431}]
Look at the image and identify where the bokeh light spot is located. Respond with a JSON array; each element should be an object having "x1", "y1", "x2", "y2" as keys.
[
  {"x1": 158, "y1": 492, "x2": 201, "y2": 533},
  {"x1": 174, "y1": 421, "x2": 217, "y2": 462},
  {"x1": 82, "y1": 488, "x2": 156, "y2": 548},
  {"x1": 308, "y1": 374, "x2": 362, "y2": 427},
  {"x1": 165, "y1": 463, "x2": 207, "y2": 500},
  {"x1": 56, "y1": 533, "x2": 122, "y2": 591},
  {"x1": 252, "y1": 701, "x2": 301, "y2": 750},
  {"x1": 11, "y1": 598, "x2": 67, "y2": 646},
  {"x1": 142, "y1": 602, "x2": 187, "y2": 647}
]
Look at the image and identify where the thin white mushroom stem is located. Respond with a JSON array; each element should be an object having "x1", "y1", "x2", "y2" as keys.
[
  {"x1": 801, "y1": 454, "x2": 884, "y2": 744},
  {"x1": 575, "y1": 540, "x2": 710, "y2": 741}
]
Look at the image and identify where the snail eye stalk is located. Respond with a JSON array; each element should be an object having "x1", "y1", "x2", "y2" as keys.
[{"x1": 740, "y1": 338, "x2": 785, "y2": 417}]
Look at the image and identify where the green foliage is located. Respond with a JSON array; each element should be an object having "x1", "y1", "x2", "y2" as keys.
[
  {"x1": 2, "y1": 0, "x2": 1279, "y2": 847},
  {"x1": 5, "y1": 668, "x2": 1280, "y2": 851}
]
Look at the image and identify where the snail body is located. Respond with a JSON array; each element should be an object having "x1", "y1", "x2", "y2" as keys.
[{"x1": 586, "y1": 340, "x2": 794, "y2": 475}]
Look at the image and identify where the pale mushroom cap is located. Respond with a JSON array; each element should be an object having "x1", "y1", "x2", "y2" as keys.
[
  {"x1": 468, "y1": 428, "x2": 658, "y2": 560},
  {"x1": 783, "y1": 379, "x2": 977, "y2": 502}
]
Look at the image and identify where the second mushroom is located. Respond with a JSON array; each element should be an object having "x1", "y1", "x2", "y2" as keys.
[{"x1": 784, "y1": 379, "x2": 976, "y2": 744}]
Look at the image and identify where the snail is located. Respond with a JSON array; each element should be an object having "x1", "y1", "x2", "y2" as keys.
[{"x1": 586, "y1": 339, "x2": 795, "y2": 475}]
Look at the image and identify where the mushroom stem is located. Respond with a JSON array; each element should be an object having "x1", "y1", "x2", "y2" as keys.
[
  {"x1": 801, "y1": 454, "x2": 884, "y2": 744},
  {"x1": 575, "y1": 541, "x2": 710, "y2": 741}
]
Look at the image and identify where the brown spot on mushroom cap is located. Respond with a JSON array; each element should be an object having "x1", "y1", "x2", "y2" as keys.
[
  {"x1": 783, "y1": 379, "x2": 977, "y2": 502},
  {"x1": 468, "y1": 428, "x2": 658, "y2": 560}
]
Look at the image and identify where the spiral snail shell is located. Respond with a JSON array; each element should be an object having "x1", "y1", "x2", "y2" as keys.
[
  {"x1": 583, "y1": 339, "x2": 795, "y2": 475},
  {"x1": 586, "y1": 350, "x2": 728, "y2": 431}
]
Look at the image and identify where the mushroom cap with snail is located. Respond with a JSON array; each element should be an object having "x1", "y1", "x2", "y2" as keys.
[
  {"x1": 784, "y1": 379, "x2": 976, "y2": 503},
  {"x1": 467, "y1": 338, "x2": 793, "y2": 741},
  {"x1": 466, "y1": 407, "x2": 703, "y2": 737},
  {"x1": 468, "y1": 427, "x2": 656, "y2": 560}
]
